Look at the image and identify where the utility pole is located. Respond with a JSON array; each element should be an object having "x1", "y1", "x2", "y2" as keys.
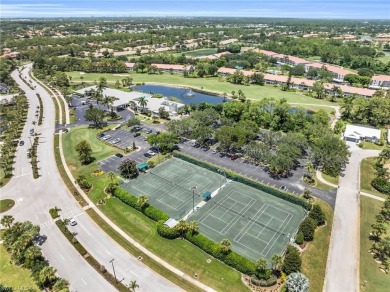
[
  {"x1": 191, "y1": 186, "x2": 197, "y2": 213},
  {"x1": 109, "y1": 258, "x2": 117, "y2": 283}
]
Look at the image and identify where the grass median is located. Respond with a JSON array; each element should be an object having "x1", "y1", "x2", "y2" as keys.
[{"x1": 360, "y1": 158, "x2": 388, "y2": 199}]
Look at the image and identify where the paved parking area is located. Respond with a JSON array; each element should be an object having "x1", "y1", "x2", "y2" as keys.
[{"x1": 178, "y1": 142, "x2": 336, "y2": 207}]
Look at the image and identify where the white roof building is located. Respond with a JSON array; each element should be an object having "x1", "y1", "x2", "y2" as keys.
[{"x1": 343, "y1": 124, "x2": 381, "y2": 143}]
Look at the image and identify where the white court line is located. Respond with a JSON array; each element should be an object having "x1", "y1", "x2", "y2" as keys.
[
  {"x1": 234, "y1": 204, "x2": 269, "y2": 242},
  {"x1": 261, "y1": 213, "x2": 293, "y2": 256}
]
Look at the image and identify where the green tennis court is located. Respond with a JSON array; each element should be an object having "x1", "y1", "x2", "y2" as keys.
[
  {"x1": 120, "y1": 158, "x2": 223, "y2": 218},
  {"x1": 190, "y1": 182, "x2": 306, "y2": 262}
]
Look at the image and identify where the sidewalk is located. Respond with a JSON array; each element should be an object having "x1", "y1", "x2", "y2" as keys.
[
  {"x1": 360, "y1": 191, "x2": 385, "y2": 202},
  {"x1": 58, "y1": 131, "x2": 216, "y2": 292},
  {"x1": 316, "y1": 170, "x2": 338, "y2": 188}
]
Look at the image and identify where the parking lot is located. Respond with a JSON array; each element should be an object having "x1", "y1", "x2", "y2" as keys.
[{"x1": 178, "y1": 141, "x2": 336, "y2": 207}]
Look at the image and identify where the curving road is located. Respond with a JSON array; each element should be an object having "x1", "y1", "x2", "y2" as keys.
[
  {"x1": 324, "y1": 147, "x2": 380, "y2": 292},
  {"x1": 0, "y1": 64, "x2": 179, "y2": 291}
]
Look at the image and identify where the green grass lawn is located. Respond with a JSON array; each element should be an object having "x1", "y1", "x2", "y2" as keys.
[
  {"x1": 321, "y1": 172, "x2": 339, "y2": 186},
  {"x1": 360, "y1": 158, "x2": 388, "y2": 199},
  {"x1": 314, "y1": 178, "x2": 336, "y2": 191},
  {"x1": 0, "y1": 245, "x2": 39, "y2": 291},
  {"x1": 301, "y1": 199, "x2": 334, "y2": 292},
  {"x1": 184, "y1": 48, "x2": 218, "y2": 57},
  {"x1": 0, "y1": 199, "x2": 15, "y2": 213},
  {"x1": 62, "y1": 126, "x2": 248, "y2": 291},
  {"x1": 360, "y1": 196, "x2": 390, "y2": 291},
  {"x1": 66, "y1": 71, "x2": 337, "y2": 107},
  {"x1": 359, "y1": 141, "x2": 386, "y2": 151}
]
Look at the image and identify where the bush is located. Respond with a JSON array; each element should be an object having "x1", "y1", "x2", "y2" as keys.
[
  {"x1": 308, "y1": 204, "x2": 326, "y2": 226},
  {"x1": 295, "y1": 230, "x2": 304, "y2": 245},
  {"x1": 49, "y1": 207, "x2": 59, "y2": 219},
  {"x1": 156, "y1": 221, "x2": 179, "y2": 239},
  {"x1": 250, "y1": 275, "x2": 277, "y2": 287},
  {"x1": 283, "y1": 245, "x2": 301, "y2": 275},
  {"x1": 298, "y1": 217, "x2": 316, "y2": 241},
  {"x1": 372, "y1": 176, "x2": 390, "y2": 195},
  {"x1": 172, "y1": 151, "x2": 311, "y2": 210}
]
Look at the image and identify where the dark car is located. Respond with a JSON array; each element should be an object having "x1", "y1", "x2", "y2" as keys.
[
  {"x1": 144, "y1": 152, "x2": 152, "y2": 158},
  {"x1": 144, "y1": 129, "x2": 152, "y2": 134},
  {"x1": 219, "y1": 152, "x2": 226, "y2": 158},
  {"x1": 134, "y1": 132, "x2": 141, "y2": 137},
  {"x1": 231, "y1": 154, "x2": 239, "y2": 160},
  {"x1": 202, "y1": 146, "x2": 210, "y2": 151},
  {"x1": 133, "y1": 126, "x2": 142, "y2": 132},
  {"x1": 19, "y1": 140, "x2": 24, "y2": 146},
  {"x1": 115, "y1": 153, "x2": 123, "y2": 158}
]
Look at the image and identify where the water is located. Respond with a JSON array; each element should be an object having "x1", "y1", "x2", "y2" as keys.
[{"x1": 134, "y1": 84, "x2": 228, "y2": 105}]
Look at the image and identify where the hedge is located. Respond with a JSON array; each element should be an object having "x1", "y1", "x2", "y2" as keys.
[
  {"x1": 113, "y1": 187, "x2": 169, "y2": 222},
  {"x1": 156, "y1": 221, "x2": 179, "y2": 239},
  {"x1": 251, "y1": 275, "x2": 277, "y2": 287},
  {"x1": 172, "y1": 151, "x2": 311, "y2": 210},
  {"x1": 185, "y1": 231, "x2": 257, "y2": 275}
]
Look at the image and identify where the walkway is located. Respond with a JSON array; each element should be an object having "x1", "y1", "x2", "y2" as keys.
[
  {"x1": 360, "y1": 191, "x2": 386, "y2": 202},
  {"x1": 316, "y1": 170, "x2": 338, "y2": 188},
  {"x1": 324, "y1": 149, "x2": 380, "y2": 292}
]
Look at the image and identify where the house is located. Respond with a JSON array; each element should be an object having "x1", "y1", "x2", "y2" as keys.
[
  {"x1": 152, "y1": 64, "x2": 194, "y2": 74},
  {"x1": 217, "y1": 67, "x2": 254, "y2": 77},
  {"x1": 274, "y1": 55, "x2": 310, "y2": 67},
  {"x1": 305, "y1": 62, "x2": 353, "y2": 83},
  {"x1": 369, "y1": 75, "x2": 390, "y2": 90},
  {"x1": 343, "y1": 124, "x2": 381, "y2": 143},
  {"x1": 195, "y1": 51, "x2": 231, "y2": 60},
  {"x1": 328, "y1": 84, "x2": 376, "y2": 98},
  {"x1": 125, "y1": 62, "x2": 136, "y2": 70}
]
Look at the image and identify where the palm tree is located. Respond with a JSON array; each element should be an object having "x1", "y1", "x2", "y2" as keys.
[
  {"x1": 108, "y1": 171, "x2": 116, "y2": 183},
  {"x1": 137, "y1": 195, "x2": 149, "y2": 208},
  {"x1": 38, "y1": 266, "x2": 57, "y2": 288},
  {"x1": 128, "y1": 101, "x2": 137, "y2": 111},
  {"x1": 175, "y1": 220, "x2": 188, "y2": 239},
  {"x1": 220, "y1": 239, "x2": 232, "y2": 254},
  {"x1": 187, "y1": 221, "x2": 199, "y2": 235},
  {"x1": 271, "y1": 254, "x2": 283, "y2": 273},
  {"x1": 137, "y1": 96, "x2": 148, "y2": 112},
  {"x1": 223, "y1": 92, "x2": 227, "y2": 102},
  {"x1": 127, "y1": 280, "x2": 139, "y2": 292},
  {"x1": 0, "y1": 215, "x2": 14, "y2": 228}
]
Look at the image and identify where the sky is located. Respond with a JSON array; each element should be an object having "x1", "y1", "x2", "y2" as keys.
[{"x1": 1, "y1": 0, "x2": 389, "y2": 19}]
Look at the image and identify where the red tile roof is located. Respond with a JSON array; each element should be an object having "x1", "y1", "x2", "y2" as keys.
[
  {"x1": 152, "y1": 64, "x2": 192, "y2": 70},
  {"x1": 371, "y1": 75, "x2": 390, "y2": 82}
]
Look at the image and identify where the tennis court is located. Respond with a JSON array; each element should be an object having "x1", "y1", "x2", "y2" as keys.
[
  {"x1": 190, "y1": 182, "x2": 306, "y2": 262},
  {"x1": 120, "y1": 158, "x2": 223, "y2": 218}
]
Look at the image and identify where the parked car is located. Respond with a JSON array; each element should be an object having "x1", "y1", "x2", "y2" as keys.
[
  {"x1": 150, "y1": 146, "x2": 159, "y2": 152},
  {"x1": 219, "y1": 152, "x2": 226, "y2": 158},
  {"x1": 279, "y1": 185, "x2": 287, "y2": 191},
  {"x1": 231, "y1": 154, "x2": 239, "y2": 160},
  {"x1": 112, "y1": 138, "x2": 121, "y2": 144},
  {"x1": 202, "y1": 146, "x2": 210, "y2": 151},
  {"x1": 144, "y1": 129, "x2": 152, "y2": 134},
  {"x1": 133, "y1": 126, "x2": 142, "y2": 132},
  {"x1": 102, "y1": 135, "x2": 111, "y2": 140},
  {"x1": 69, "y1": 218, "x2": 77, "y2": 226},
  {"x1": 144, "y1": 152, "x2": 152, "y2": 158},
  {"x1": 115, "y1": 153, "x2": 123, "y2": 158},
  {"x1": 147, "y1": 150, "x2": 156, "y2": 156},
  {"x1": 19, "y1": 140, "x2": 24, "y2": 146},
  {"x1": 134, "y1": 132, "x2": 141, "y2": 137},
  {"x1": 98, "y1": 133, "x2": 105, "y2": 138},
  {"x1": 212, "y1": 149, "x2": 219, "y2": 154}
]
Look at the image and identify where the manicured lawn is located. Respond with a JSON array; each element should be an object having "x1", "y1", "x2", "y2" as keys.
[
  {"x1": 321, "y1": 172, "x2": 339, "y2": 186},
  {"x1": 359, "y1": 141, "x2": 386, "y2": 151},
  {"x1": 314, "y1": 178, "x2": 336, "y2": 191},
  {"x1": 360, "y1": 158, "x2": 388, "y2": 199},
  {"x1": 360, "y1": 196, "x2": 390, "y2": 291},
  {"x1": 184, "y1": 48, "x2": 218, "y2": 57},
  {"x1": 0, "y1": 199, "x2": 15, "y2": 213},
  {"x1": 0, "y1": 245, "x2": 39, "y2": 291},
  {"x1": 98, "y1": 198, "x2": 248, "y2": 292},
  {"x1": 66, "y1": 71, "x2": 337, "y2": 106},
  {"x1": 301, "y1": 199, "x2": 334, "y2": 292}
]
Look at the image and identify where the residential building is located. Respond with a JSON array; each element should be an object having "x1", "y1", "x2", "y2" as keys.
[
  {"x1": 343, "y1": 124, "x2": 381, "y2": 143},
  {"x1": 274, "y1": 55, "x2": 310, "y2": 67},
  {"x1": 305, "y1": 62, "x2": 353, "y2": 83},
  {"x1": 152, "y1": 64, "x2": 194, "y2": 74},
  {"x1": 125, "y1": 62, "x2": 136, "y2": 70},
  {"x1": 369, "y1": 75, "x2": 390, "y2": 90}
]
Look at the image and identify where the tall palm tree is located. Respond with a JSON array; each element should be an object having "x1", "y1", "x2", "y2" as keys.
[
  {"x1": 187, "y1": 221, "x2": 199, "y2": 235},
  {"x1": 271, "y1": 254, "x2": 283, "y2": 273},
  {"x1": 38, "y1": 266, "x2": 57, "y2": 288},
  {"x1": 127, "y1": 280, "x2": 139, "y2": 292},
  {"x1": 108, "y1": 171, "x2": 116, "y2": 184},
  {"x1": 0, "y1": 215, "x2": 14, "y2": 228},
  {"x1": 220, "y1": 239, "x2": 232, "y2": 254},
  {"x1": 137, "y1": 96, "x2": 148, "y2": 112},
  {"x1": 137, "y1": 195, "x2": 149, "y2": 208},
  {"x1": 175, "y1": 220, "x2": 188, "y2": 239}
]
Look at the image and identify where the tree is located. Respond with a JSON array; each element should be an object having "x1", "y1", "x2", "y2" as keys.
[
  {"x1": 75, "y1": 140, "x2": 93, "y2": 164},
  {"x1": 191, "y1": 125, "x2": 213, "y2": 146},
  {"x1": 291, "y1": 64, "x2": 305, "y2": 76},
  {"x1": 295, "y1": 231, "x2": 304, "y2": 245},
  {"x1": 286, "y1": 272, "x2": 310, "y2": 292},
  {"x1": 308, "y1": 204, "x2": 326, "y2": 226},
  {"x1": 147, "y1": 132, "x2": 179, "y2": 153},
  {"x1": 118, "y1": 159, "x2": 138, "y2": 179},
  {"x1": 137, "y1": 195, "x2": 149, "y2": 208},
  {"x1": 371, "y1": 222, "x2": 387, "y2": 241},
  {"x1": 256, "y1": 257, "x2": 267, "y2": 274},
  {"x1": 137, "y1": 96, "x2": 148, "y2": 111},
  {"x1": 84, "y1": 107, "x2": 104, "y2": 127},
  {"x1": 187, "y1": 221, "x2": 199, "y2": 235},
  {"x1": 37, "y1": 266, "x2": 57, "y2": 288},
  {"x1": 299, "y1": 217, "x2": 316, "y2": 241},
  {"x1": 251, "y1": 73, "x2": 265, "y2": 85},
  {"x1": 220, "y1": 239, "x2": 232, "y2": 254},
  {"x1": 127, "y1": 280, "x2": 139, "y2": 292},
  {"x1": 108, "y1": 171, "x2": 116, "y2": 184},
  {"x1": 283, "y1": 245, "x2": 301, "y2": 275},
  {"x1": 175, "y1": 220, "x2": 188, "y2": 239},
  {"x1": 158, "y1": 107, "x2": 169, "y2": 119},
  {"x1": 52, "y1": 278, "x2": 70, "y2": 292},
  {"x1": 24, "y1": 245, "x2": 42, "y2": 269},
  {"x1": 1, "y1": 215, "x2": 14, "y2": 228},
  {"x1": 271, "y1": 254, "x2": 283, "y2": 273},
  {"x1": 312, "y1": 81, "x2": 326, "y2": 99}
]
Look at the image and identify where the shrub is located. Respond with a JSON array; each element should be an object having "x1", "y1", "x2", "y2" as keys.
[
  {"x1": 372, "y1": 176, "x2": 390, "y2": 195},
  {"x1": 295, "y1": 231, "x2": 304, "y2": 245},
  {"x1": 298, "y1": 217, "x2": 316, "y2": 241},
  {"x1": 308, "y1": 204, "x2": 326, "y2": 226},
  {"x1": 286, "y1": 272, "x2": 310, "y2": 292},
  {"x1": 156, "y1": 221, "x2": 179, "y2": 239},
  {"x1": 49, "y1": 207, "x2": 59, "y2": 219},
  {"x1": 250, "y1": 275, "x2": 277, "y2": 287},
  {"x1": 283, "y1": 245, "x2": 301, "y2": 275}
]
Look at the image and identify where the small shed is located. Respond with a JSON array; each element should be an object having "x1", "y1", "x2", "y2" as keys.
[
  {"x1": 137, "y1": 162, "x2": 149, "y2": 171},
  {"x1": 164, "y1": 218, "x2": 178, "y2": 228},
  {"x1": 203, "y1": 191, "x2": 211, "y2": 201}
]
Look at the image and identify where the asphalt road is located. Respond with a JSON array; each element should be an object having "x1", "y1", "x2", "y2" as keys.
[
  {"x1": 324, "y1": 148, "x2": 380, "y2": 292},
  {"x1": 1, "y1": 64, "x2": 179, "y2": 292}
]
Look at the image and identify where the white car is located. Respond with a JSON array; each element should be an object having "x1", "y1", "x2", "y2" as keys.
[
  {"x1": 147, "y1": 150, "x2": 156, "y2": 156},
  {"x1": 69, "y1": 218, "x2": 77, "y2": 226},
  {"x1": 112, "y1": 138, "x2": 121, "y2": 144},
  {"x1": 102, "y1": 135, "x2": 111, "y2": 140}
]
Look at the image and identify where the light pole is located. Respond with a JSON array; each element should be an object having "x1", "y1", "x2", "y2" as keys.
[
  {"x1": 217, "y1": 169, "x2": 226, "y2": 189},
  {"x1": 191, "y1": 186, "x2": 197, "y2": 213},
  {"x1": 109, "y1": 258, "x2": 117, "y2": 283}
]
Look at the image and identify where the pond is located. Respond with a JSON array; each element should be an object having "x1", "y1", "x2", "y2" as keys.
[{"x1": 133, "y1": 84, "x2": 228, "y2": 105}]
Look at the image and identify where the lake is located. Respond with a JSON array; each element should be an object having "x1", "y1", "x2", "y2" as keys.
[{"x1": 133, "y1": 84, "x2": 228, "y2": 105}]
